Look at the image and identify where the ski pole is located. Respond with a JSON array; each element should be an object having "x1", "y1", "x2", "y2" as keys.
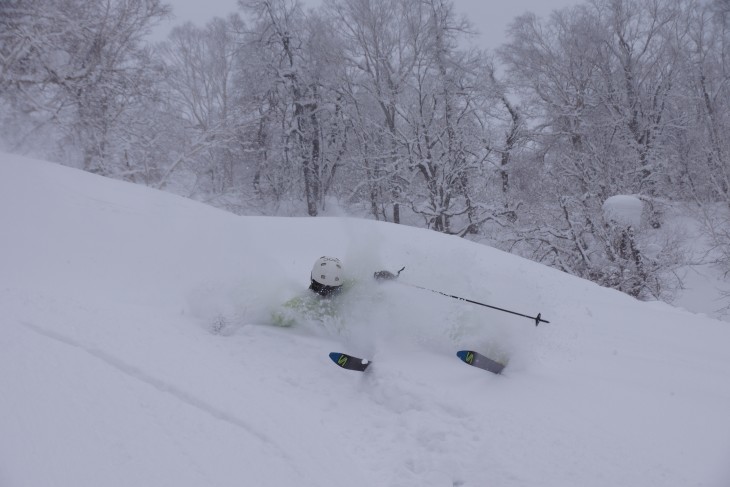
[{"x1": 375, "y1": 267, "x2": 550, "y2": 326}]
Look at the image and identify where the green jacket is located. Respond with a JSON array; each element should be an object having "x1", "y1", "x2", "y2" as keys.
[{"x1": 271, "y1": 279, "x2": 355, "y2": 327}]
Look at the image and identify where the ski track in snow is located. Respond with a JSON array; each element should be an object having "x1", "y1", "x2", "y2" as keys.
[{"x1": 17, "y1": 320, "x2": 291, "y2": 460}]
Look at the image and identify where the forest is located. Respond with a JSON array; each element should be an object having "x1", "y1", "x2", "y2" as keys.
[{"x1": 2, "y1": 0, "x2": 729, "y2": 303}]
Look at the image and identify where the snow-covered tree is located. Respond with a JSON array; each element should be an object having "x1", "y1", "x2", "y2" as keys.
[
  {"x1": 239, "y1": 0, "x2": 348, "y2": 216},
  {"x1": 397, "y1": 0, "x2": 490, "y2": 235},
  {"x1": 324, "y1": 0, "x2": 423, "y2": 222},
  {"x1": 159, "y1": 14, "x2": 256, "y2": 203},
  {"x1": 499, "y1": 0, "x2": 690, "y2": 297},
  {"x1": 1, "y1": 0, "x2": 170, "y2": 172}
]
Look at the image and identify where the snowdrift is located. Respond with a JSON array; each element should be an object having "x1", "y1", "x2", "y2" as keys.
[{"x1": 1, "y1": 153, "x2": 729, "y2": 487}]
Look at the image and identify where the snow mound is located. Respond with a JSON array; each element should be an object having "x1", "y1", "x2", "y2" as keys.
[{"x1": 603, "y1": 194, "x2": 644, "y2": 227}]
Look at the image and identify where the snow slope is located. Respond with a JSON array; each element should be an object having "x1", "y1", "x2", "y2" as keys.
[{"x1": 1, "y1": 152, "x2": 729, "y2": 487}]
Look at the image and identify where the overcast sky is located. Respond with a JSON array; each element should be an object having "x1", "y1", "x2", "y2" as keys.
[{"x1": 152, "y1": 0, "x2": 580, "y2": 50}]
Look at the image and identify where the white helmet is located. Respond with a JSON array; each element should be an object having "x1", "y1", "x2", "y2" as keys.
[{"x1": 311, "y1": 256, "x2": 344, "y2": 287}]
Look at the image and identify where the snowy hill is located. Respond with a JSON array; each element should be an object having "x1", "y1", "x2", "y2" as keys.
[{"x1": 1, "y1": 152, "x2": 729, "y2": 487}]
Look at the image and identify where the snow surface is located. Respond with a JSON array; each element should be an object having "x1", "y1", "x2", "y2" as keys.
[{"x1": 1, "y1": 152, "x2": 730, "y2": 487}]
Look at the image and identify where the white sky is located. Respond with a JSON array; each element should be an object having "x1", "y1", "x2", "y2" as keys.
[{"x1": 152, "y1": 0, "x2": 580, "y2": 50}]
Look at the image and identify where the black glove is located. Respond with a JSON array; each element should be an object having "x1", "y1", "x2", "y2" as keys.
[{"x1": 374, "y1": 270, "x2": 397, "y2": 281}]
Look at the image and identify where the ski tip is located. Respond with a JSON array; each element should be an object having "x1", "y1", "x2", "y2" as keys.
[
  {"x1": 328, "y1": 352, "x2": 344, "y2": 364},
  {"x1": 456, "y1": 350, "x2": 475, "y2": 364},
  {"x1": 329, "y1": 352, "x2": 371, "y2": 371}
]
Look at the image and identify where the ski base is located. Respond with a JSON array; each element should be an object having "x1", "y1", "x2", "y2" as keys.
[
  {"x1": 456, "y1": 350, "x2": 505, "y2": 375},
  {"x1": 329, "y1": 352, "x2": 371, "y2": 372}
]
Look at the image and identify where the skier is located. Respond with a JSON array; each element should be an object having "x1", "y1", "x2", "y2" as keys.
[
  {"x1": 271, "y1": 256, "x2": 347, "y2": 327},
  {"x1": 272, "y1": 256, "x2": 395, "y2": 327}
]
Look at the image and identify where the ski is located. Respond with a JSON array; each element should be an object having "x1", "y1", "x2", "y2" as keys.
[
  {"x1": 456, "y1": 350, "x2": 505, "y2": 375},
  {"x1": 329, "y1": 352, "x2": 371, "y2": 372}
]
